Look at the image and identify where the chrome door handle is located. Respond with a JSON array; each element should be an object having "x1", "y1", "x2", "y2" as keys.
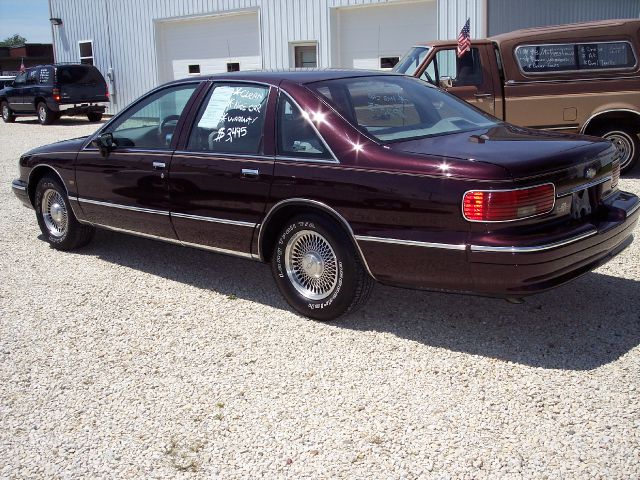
[
  {"x1": 241, "y1": 168, "x2": 259, "y2": 179},
  {"x1": 473, "y1": 93, "x2": 492, "y2": 98},
  {"x1": 152, "y1": 161, "x2": 166, "y2": 170}
]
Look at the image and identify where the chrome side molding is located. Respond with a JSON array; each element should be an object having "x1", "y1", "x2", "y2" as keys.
[{"x1": 355, "y1": 235, "x2": 467, "y2": 251}]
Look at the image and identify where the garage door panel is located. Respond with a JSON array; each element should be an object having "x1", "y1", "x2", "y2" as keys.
[
  {"x1": 156, "y1": 12, "x2": 261, "y2": 82},
  {"x1": 338, "y1": 1, "x2": 437, "y2": 69}
]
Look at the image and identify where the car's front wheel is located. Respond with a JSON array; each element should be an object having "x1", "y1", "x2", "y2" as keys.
[
  {"x1": 87, "y1": 112, "x2": 103, "y2": 122},
  {"x1": 596, "y1": 126, "x2": 639, "y2": 173},
  {"x1": 1, "y1": 101, "x2": 15, "y2": 123},
  {"x1": 37, "y1": 102, "x2": 57, "y2": 125},
  {"x1": 271, "y1": 214, "x2": 374, "y2": 321},
  {"x1": 35, "y1": 174, "x2": 95, "y2": 250}
]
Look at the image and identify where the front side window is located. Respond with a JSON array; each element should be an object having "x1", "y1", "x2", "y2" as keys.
[
  {"x1": 309, "y1": 76, "x2": 496, "y2": 143},
  {"x1": 109, "y1": 84, "x2": 198, "y2": 149},
  {"x1": 277, "y1": 95, "x2": 331, "y2": 159},
  {"x1": 515, "y1": 41, "x2": 636, "y2": 74},
  {"x1": 187, "y1": 83, "x2": 269, "y2": 154},
  {"x1": 427, "y1": 48, "x2": 483, "y2": 87},
  {"x1": 393, "y1": 46, "x2": 430, "y2": 75}
]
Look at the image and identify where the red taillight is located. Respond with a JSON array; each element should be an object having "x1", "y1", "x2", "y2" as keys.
[
  {"x1": 106, "y1": 90, "x2": 110, "y2": 99},
  {"x1": 611, "y1": 161, "x2": 620, "y2": 189},
  {"x1": 52, "y1": 87, "x2": 61, "y2": 102},
  {"x1": 463, "y1": 184, "x2": 555, "y2": 222}
]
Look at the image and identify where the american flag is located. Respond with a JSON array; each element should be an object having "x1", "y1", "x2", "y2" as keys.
[
  {"x1": 457, "y1": 18, "x2": 471, "y2": 58},
  {"x1": 19, "y1": 58, "x2": 26, "y2": 73}
]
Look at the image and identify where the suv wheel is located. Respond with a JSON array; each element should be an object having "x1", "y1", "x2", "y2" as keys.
[
  {"x1": 1, "y1": 101, "x2": 15, "y2": 123},
  {"x1": 596, "y1": 126, "x2": 639, "y2": 173},
  {"x1": 271, "y1": 214, "x2": 374, "y2": 321},
  {"x1": 37, "y1": 102, "x2": 57, "y2": 125},
  {"x1": 35, "y1": 174, "x2": 95, "y2": 250},
  {"x1": 87, "y1": 112, "x2": 103, "y2": 122}
]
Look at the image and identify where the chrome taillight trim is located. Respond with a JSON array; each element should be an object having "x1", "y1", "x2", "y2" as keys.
[{"x1": 461, "y1": 182, "x2": 556, "y2": 223}]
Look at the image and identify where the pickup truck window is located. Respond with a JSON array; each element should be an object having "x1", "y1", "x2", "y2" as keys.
[
  {"x1": 515, "y1": 41, "x2": 636, "y2": 74},
  {"x1": 423, "y1": 48, "x2": 483, "y2": 87},
  {"x1": 394, "y1": 47, "x2": 430, "y2": 75}
]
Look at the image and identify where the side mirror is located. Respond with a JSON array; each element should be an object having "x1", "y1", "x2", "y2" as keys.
[
  {"x1": 93, "y1": 132, "x2": 115, "y2": 151},
  {"x1": 439, "y1": 76, "x2": 453, "y2": 89}
]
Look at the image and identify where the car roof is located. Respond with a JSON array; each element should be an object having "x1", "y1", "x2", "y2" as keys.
[
  {"x1": 165, "y1": 69, "x2": 405, "y2": 87},
  {"x1": 490, "y1": 18, "x2": 640, "y2": 43}
]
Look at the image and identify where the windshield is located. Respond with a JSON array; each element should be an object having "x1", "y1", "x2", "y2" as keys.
[
  {"x1": 393, "y1": 46, "x2": 430, "y2": 75},
  {"x1": 308, "y1": 75, "x2": 497, "y2": 143}
]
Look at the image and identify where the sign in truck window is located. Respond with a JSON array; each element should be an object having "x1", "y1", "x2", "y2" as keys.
[{"x1": 515, "y1": 41, "x2": 636, "y2": 74}]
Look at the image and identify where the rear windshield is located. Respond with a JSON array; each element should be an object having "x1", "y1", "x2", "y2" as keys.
[
  {"x1": 56, "y1": 65, "x2": 105, "y2": 85},
  {"x1": 308, "y1": 75, "x2": 497, "y2": 143}
]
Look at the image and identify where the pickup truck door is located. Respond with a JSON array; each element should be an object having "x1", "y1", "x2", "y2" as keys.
[{"x1": 417, "y1": 46, "x2": 496, "y2": 117}]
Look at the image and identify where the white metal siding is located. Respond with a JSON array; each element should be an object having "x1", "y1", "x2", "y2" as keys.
[{"x1": 49, "y1": 0, "x2": 484, "y2": 113}]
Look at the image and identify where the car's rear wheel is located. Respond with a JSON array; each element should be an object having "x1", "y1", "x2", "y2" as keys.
[
  {"x1": 1, "y1": 101, "x2": 15, "y2": 123},
  {"x1": 596, "y1": 126, "x2": 639, "y2": 173},
  {"x1": 35, "y1": 174, "x2": 95, "y2": 250},
  {"x1": 271, "y1": 214, "x2": 374, "y2": 321},
  {"x1": 37, "y1": 102, "x2": 57, "y2": 125},
  {"x1": 87, "y1": 112, "x2": 103, "y2": 122}
]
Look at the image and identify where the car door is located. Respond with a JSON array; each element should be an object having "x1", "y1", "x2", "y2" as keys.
[
  {"x1": 7, "y1": 71, "x2": 27, "y2": 111},
  {"x1": 418, "y1": 47, "x2": 496, "y2": 116},
  {"x1": 75, "y1": 82, "x2": 202, "y2": 238},
  {"x1": 169, "y1": 81, "x2": 276, "y2": 256}
]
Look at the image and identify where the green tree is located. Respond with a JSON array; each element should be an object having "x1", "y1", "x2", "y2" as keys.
[{"x1": 0, "y1": 34, "x2": 27, "y2": 48}]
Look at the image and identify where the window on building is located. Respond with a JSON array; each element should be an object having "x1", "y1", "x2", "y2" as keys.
[
  {"x1": 293, "y1": 44, "x2": 318, "y2": 68},
  {"x1": 187, "y1": 83, "x2": 269, "y2": 154},
  {"x1": 79, "y1": 41, "x2": 94, "y2": 65},
  {"x1": 380, "y1": 57, "x2": 400, "y2": 70},
  {"x1": 515, "y1": 41, "x2": 636, "y2": 74},
  {"x1": 188, "y1": 64, "x2": 200, "y2": 74},
  {"x1": 227, "y1": 62, "x2": 240, "y2": 72},
  {"x1": 277, "y1": 95, "x2": 331, "y2": 160}
]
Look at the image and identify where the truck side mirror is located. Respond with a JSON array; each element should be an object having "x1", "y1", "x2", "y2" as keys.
[{"x1": 439, "y1": 76, "x2": 453, "y2": 89}]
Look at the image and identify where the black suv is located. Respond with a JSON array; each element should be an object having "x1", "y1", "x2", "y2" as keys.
[{"x1": 0, "y1": 64, "x2": 109, "y2": 125}]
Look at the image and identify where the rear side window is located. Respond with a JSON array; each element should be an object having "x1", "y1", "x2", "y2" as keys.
[
  {"x1": 277, "y1": 95, "x2": 332, "y2": 160},
  {"x1": 187, "y1": 83, "x2": 269, "y2": 154},
  {"x1": 56, "y1": 66, "x2": 105, "y2": 85},
  {"x1": 39, "y1": 67, "x2": 53, "y2": 85},
  {"x1": 515, "y1": 41, "x2": 636, "y2": 74}
]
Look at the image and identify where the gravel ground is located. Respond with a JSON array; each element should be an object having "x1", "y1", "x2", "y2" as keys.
[{"x1": 1, "y1": 117, "x2": 639, "y2": 479}]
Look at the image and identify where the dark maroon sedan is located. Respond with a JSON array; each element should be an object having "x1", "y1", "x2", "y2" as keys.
[{"x1": 11, "y1": 71, "x2": 640, "y2": 320}]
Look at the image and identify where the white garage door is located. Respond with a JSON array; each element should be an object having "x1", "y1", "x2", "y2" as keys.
[
  {"x1": 155, "y1": 12, "x2": 261, "y2": 83},
  {"x1": 337, "y1": 1, "x2": 437, "y2": 70}
]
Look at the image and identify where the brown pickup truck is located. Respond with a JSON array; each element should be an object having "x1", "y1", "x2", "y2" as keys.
[{"x1": 394, "y1": 19, "x2": 640, "y2": 172}]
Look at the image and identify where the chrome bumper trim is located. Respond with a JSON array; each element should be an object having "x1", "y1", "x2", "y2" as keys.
[
  {"x1": 627, "y1": 200, "x2": 640, "y2": 217},
  {"x1": 11, "y1": 183, "x2": 26, "y2": 191},
  {"x1": 355, "y1": 235, "x2": 467, "y2": 251},
  {"x1": 171, "y1": 211, "x2": 256, "y2": 228},
  {"x1": 557, "y1": 176, "x2": 612, "y2": 197},
  {"x1": 469, "y1": 229, "x2": 598, "y2": 253}
]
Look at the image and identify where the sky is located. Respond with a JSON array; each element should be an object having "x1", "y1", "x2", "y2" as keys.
[{"x1": 0, "y1": 0, "x2": 52, "y2": 44}]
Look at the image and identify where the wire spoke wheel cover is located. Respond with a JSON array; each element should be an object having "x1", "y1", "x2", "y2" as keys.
[
  {"x1": 41, "y1": 188, "x2": 68, "y2": 238},
  {"x1": 284, "y1": 229, "x2": 339, "y2": 301}
]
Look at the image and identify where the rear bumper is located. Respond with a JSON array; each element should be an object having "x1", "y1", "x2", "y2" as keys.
[
  {"x1": 52, "y1": 102, "x2": 107, "y2": 115},
  {"x1": 468, "y1": 191, "x2": 639, "y2": 295},
  {"x1": 11, "y1": 179, "x2": 32, "y2": 209},
  {"x1": 356, "y1": 190, "x2": 639, "y2": 296}
]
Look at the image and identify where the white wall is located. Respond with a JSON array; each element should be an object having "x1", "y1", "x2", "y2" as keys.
[{"x1": 50, "y1": 0, "x2": 485, "y2": 113}]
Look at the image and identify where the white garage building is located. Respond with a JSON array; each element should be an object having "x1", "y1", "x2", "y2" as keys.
[{"x1": 48, "y1": 0, "x2": 640, "y2": 114}]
